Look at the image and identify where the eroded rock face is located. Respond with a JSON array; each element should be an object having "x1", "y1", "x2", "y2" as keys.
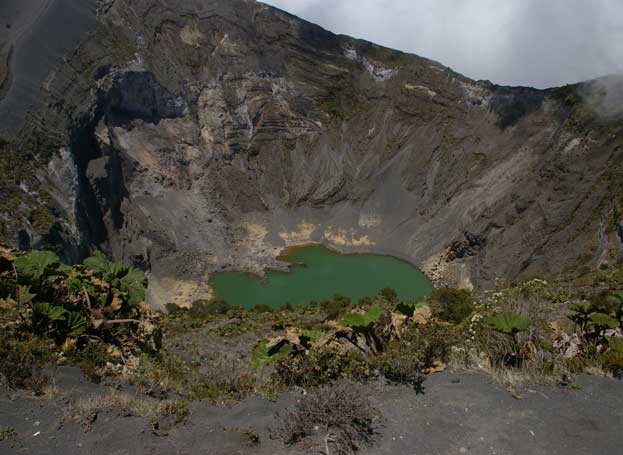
[{"x1": 3, "y1": 0, "x2": 623, "y2": 308}]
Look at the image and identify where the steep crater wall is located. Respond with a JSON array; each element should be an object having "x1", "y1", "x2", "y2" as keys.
[{"x1": 3, "y1": 0, "x2": 623, "y2": 309}]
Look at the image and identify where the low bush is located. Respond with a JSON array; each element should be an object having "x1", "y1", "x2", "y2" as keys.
[
  {"x1": 379, "y1": 288, "x2": 398, "y2": 302},
  {"x1": 320, "y1": 294, "x2": 353, "y2": 321},
  {"x1": 273, "y1": 381, "x2": 381, "y2": 455},
  {"x1": 132, "y1": 349, "x2": 259, "y2": 404},
  {"x1": 602, "y1": 338, "x2": 623, "y2": 378},
  {"x1": 376, "y1": 321, "x2": 455, "y2": 381},
  {"x1": 190, "y1": 355, "x2": 257, "y2": 403},
  {"x1": 0, "y1": 329, "x2": 54, "y2": 393},
  {"x1": 375, "y1": 348, "x2": 424, "y2": 391},
  {"x1": 131, "y1": 351, "x2": 189, "y2": 397},
  {"x1": 274, "y1": 346, "x2": 371, "y2": 387},
  {"x1": 430, "y1": 288, "x2": 474, "y2": 324}
]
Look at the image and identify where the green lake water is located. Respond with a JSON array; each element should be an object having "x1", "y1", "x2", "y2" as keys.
[{"x1": 211, "y1": 245, "x2": 432, "y2": 309}]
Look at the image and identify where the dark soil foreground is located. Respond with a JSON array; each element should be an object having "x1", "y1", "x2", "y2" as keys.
[{"x1": 0, "y1": 368, "x2": 621, "y2": 455}]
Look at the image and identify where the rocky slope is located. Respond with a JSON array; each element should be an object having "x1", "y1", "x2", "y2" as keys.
[{"x1": 1, "y1": 0, "x2": 623, "y2": 308}]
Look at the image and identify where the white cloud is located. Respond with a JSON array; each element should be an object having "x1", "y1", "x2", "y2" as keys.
[{"x1": 261, "y1": 0, "x2": 623, "y2": 88}]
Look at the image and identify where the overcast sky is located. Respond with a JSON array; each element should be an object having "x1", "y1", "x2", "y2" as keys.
[{"x1": 262, "y1": 0, "x2": 623, "y2": 89}]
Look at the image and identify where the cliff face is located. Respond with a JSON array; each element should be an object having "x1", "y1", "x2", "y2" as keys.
[{"x1": 1, "y1": 0, "x2": 623, "y2": 308}]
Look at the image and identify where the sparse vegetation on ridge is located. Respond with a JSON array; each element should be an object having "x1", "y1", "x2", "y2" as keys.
[
  {"x1": 70, "y1": 390, "x2": 188, "y2": 433},
  {"x1": 2, "y1": 243, "x2": 623, "y2": 452}
]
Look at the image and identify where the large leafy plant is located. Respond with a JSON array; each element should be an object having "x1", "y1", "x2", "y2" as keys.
[
  {"x1": 569, "y1": 291, "x2": 623, "y2": 343},
  {"x1": 251, "y1": 340, "x2": 294, "y2": 368},
  {"x1": 14, "y1": 251, "x2": 68, "y2": 284},
  {"x1": 340, "y1": 305, "x2": 383, "y2": 333},
  {"x1": 32, "y1": 302, "x2": 87, "y2": 340},
  {"x1": 340, "y1": 305, "x2": 384, "y2": 354},
  {"x1": 491, "y1": 312, "x2": 531, "y2": 336},
  {"x1": 251, "y1": 329, "x2": 323, "y2": 368},
  {"x1": 2, "y1": 247, "x2": 152, "y2": 350},
  {"x1": 84, "y1": 251, "x2": 146, "y2": 309}
]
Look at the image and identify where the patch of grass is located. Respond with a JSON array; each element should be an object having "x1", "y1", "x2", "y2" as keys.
[
  {"x1": 131, "y1": 351, "x2": 190, "y2": 397},
  {"x1": 273, "y1": 381, "x2": 381, "y2": 455},
  {"x1": 163, "y1": 299, "x2": 234, "y2": 333},
  {"x1": 131, "y1": 349, "x2": 261, "y2": 405},
  {"x1": 190, "y1": 354, "x2": 257, "y2": 404},
  {"x1": 0, "y1": 425, "x2": 16, "y2": 442},
  {"x1": 70, "y1": 391, "x2": 188, "y2": 433},
  {"x1": 0, "y1": 329, "x2": 54, "y2": 394},
  {"x1": 66, "y1": 341, "x2": 117, "y2": 383}
]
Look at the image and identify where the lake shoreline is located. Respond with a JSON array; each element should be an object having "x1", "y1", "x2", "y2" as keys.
[{"x1": 210, "y1": 243, "x2": 433, "y2": 309}]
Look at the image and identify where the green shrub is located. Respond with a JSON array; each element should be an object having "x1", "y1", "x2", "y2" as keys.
[
  {"x1": 31, "y1": 301, "x2": 87, "y2": 341},
  {"x1": 274, "y1": 347, "x2": 372, "y2": 387},
  {"x1": 0, "y1": 329, "x2": 54, "y2": 393},
  {"x1": 320, "y1": 294, "x2": 353, "y2": 321},
  {"x1": 430, "y1": 288, "x2": 475, "y2": 324},
  {"x1": 603, "y1": 338, "x2": 623, "y2": 378},
  {"x1": 14, "y1": 250, "x2": 68, "y2": 285},
  {"x1": 0, "y1": 425, "x2": 16, "y2": 442},
  {"x1": 374, "y1": 335, "x2": 425, "y2": 391},
  {"x1": 379, "y1": 288, "x2": 398, "y2": 302}
]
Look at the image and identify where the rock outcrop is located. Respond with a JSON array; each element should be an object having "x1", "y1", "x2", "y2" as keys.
[{"x1": 1, "y1": 0, "x2": 622, "y2": 308}]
